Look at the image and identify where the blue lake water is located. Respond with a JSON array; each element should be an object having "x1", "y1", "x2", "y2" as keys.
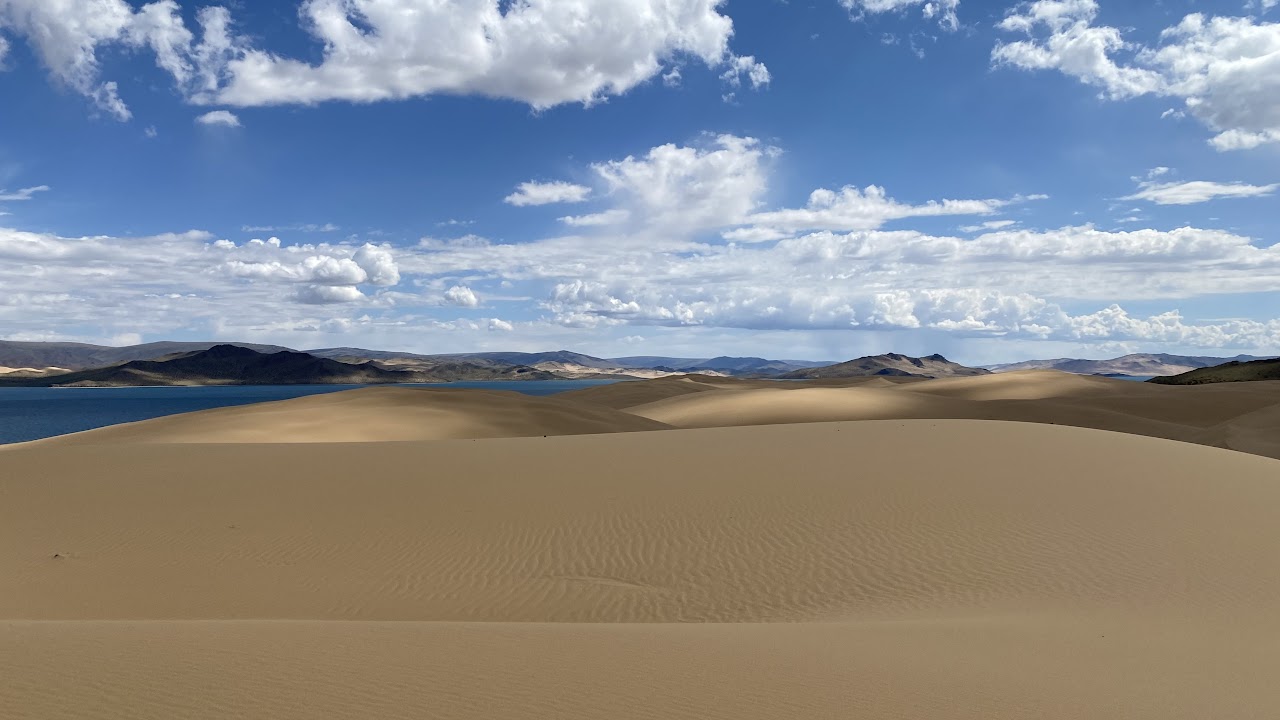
[{"x1": 0, "y1": 380, "x2": 623, "y2": 445}]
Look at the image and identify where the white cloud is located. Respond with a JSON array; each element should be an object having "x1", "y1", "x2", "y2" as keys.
[
  {"x1": 840, "y1": 0, "x2": 961, "y2": 31},
  {"x1": 213, "y1": 0, "x2": 765, "y2": 109},
  {"x1": 994, "y1": 3, "x2": 1280, "y2": 150},
  {"x1": 243, "y1": 223, "x2": 340, "y2": 233},
  {"x1": 0, "y1": 185, "x2": 49, "y2": 201},
  {"x1": 743, "y1": 185, "x2": 1019, "y2": 234},
  {"x1": 558, "y1": 209, "x2": 631, "y2": 227},
  {"x1": 591, "y1": 134, "x2": 774, "y2": 230},
  {"x1": 195, "y1": 110, "x2": 241, "y2": 127},
  {"x1": 2, "y1": 135, "x2": 1279, "y2": 352},
  {"x1": 443, "y1": 285, "x2": 480, "y2": 308},
  {"x1": 144, "y1": 125, "x2": 158, "y2": 138},
  {"x1": 295, "y1": 285, "x2": 365, "y2": 305},
  {"x1": 1124, "y1": 179, "x2": 1279, "y2": 205},
  {"x1": 0, "y1": 0, "x2": 231, "y2": 120},
  {"x1": 0, "y1": 1, "x2": 765, "y2": 117},
  {"x1": 959, "y1": 219, "x2": 1017, "y2": 232},
  {"x1": 504, "y1": 181, "x2": 592, "y2": 207},
  {"x1": 352, "y1": 244, "x2": 401, "y2": 286},
  {"x1": 719, "y1": 54, "x2": 771, "y2": 88}
]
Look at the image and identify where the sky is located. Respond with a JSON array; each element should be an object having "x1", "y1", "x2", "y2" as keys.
[{"x1": 0, "y1": 0, "x2": 1277, "y2": 364}]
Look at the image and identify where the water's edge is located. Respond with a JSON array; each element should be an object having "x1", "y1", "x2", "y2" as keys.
[{"x1": 0, "y1": 380, "x2": 623, "y2": 445}]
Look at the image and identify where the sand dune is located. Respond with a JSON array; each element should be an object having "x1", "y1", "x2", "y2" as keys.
[
  {"x1": 34, "y1": 385, "x2": 671, "y2": 444},
  {"x1": 3, "y1": 420, "x2": 1280, "y2": 718},
  {"x1": 6, "y1": 372, "x2": 1280, "y2": 718},
  {"x1": 616, "y1": 370, "x2": 1280, "y2": 459}
]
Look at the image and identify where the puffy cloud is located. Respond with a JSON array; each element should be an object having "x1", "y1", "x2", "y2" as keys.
[
  {"x1": 296, "y1": 285, "x2": 365, "y2": 304},
  {"x1": 0, "y1": 0, "x2": 228, "y2": 120},
  {"x1": 352, "y1": 244, "x2": 400, "y2": 286},
  {"x1": 1, "y1": 135, "x2": 1278, "y2": 352},
  {"x1": 225, "y1": 255, "x2": 369, "y2": 285},
  {"x1": 443, "y1": 285, "x2": 480, "y2": 308},
  {"x1": 839, "y1": 0, "x2": 961, "y2": 31},
  {"x1": 1125, "y1": 179, "x2": 1279, "y2": 205},
  {"x1": 719, "y1": 54, "x2": 770, "y2": 88},
  {"x1": 213, "y1": 0, "x2": 763, "y2": 109},
  {"x1": 195, "y1": 110, "x2": 240, "y2": 127},
  {"x1": 0, "y1": 185, "x2": 49, "y2": 201},
  {"x1": 592, "y1": 134, "x2": 774, "y2": 230},
  {"x1": 994, "y1": 3, "x2": 1280, "y2": 150},
  {"x1": 505, "y1": 181, "x2": 592, "y2": 207},
  {"x1": 0, "y1": 1, "x2": 765, "y2": 117}
]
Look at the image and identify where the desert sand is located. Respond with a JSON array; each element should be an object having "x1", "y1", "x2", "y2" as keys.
[{"x1": 3, "y1": 371, "x2": 1280, "y2": 719}]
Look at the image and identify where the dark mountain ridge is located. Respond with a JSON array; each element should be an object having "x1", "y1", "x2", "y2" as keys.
[
  {"x1": 0, "y1": 340, "x2": 292, "y2": 371},
  {"x1": 1148, "y1": 358, "x2": 1280, "y2": 385},
  {"x1": 0, "y1": 345, "x2": 555, "y2": 387}
]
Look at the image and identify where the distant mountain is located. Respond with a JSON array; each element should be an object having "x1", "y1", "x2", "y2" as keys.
[
  {"x1": 0, "y1": 345, "x2": 557, "y2": 387},
  {"x1": 988, "y1": 353, "x2": 1271, "y2": 377},
  {"x1": 0, "y1": 340, "x2": 292, "y2": 371},
  {"x1": 777, "y1": 353, "x2": 990, "y2": 379},
  {"x1": 609, "y1": 355, "x2": 707, "y2": 369},
  {"x1": 609, "y1": 355, "x2": 833, "y2": 375},
  {"x1": 307, "y1": 348, "x2": 551, "y2": 378},
  {"x1": 313, "y1": 348, "x2": 623, "y2": 372},
  {"x1": 1149, "y1": 358, "x2": 1280, "y2": 385}
]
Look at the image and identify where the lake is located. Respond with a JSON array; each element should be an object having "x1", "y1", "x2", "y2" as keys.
[{"x1": 0, "y1": 380, "x2": 623, "y2": 445}]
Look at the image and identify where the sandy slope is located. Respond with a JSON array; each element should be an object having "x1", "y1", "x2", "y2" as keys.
[
  {"x1": 4, "y1": 419, "x2": 1280, "y2": 718},
  {"x1": 6, "y1": 372, "x2": 1280, "y2": 718},
  {"x1": 616, "y1": 370, "x2": 1280, "y2": 458},
  {"x1": 33, "y1": 385, "x2": 671, "y2": 443}
]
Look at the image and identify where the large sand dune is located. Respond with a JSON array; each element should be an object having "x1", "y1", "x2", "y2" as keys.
[{"x1": 4, "y1": 372, "x2": 1280, "y2": 718}]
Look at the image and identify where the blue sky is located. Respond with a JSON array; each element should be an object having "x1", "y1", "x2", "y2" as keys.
[{"x1": 0, "y1": 0, "x2": 1277, "y2": 364}]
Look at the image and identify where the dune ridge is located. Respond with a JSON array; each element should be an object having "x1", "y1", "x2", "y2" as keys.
[{"x1": 4, "y1": 372, "x2": 1280, "y2": 719}]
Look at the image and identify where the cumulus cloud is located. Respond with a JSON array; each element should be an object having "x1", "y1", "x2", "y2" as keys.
[
  {"x1": 1124, "y1": 179, "x2": 1279, "y2": 205},
  {"x1": 993, "y1": 2, "x2": 1280, "y2": 150},
  {"x1": 0, "y1": 0, "x2": 230, "y2": 120},
  {"x1": 839, "y1": 0, "x2": 961, "y2": 31},
  {"x1": 443, "y1": 285, "x2": 480, "y2": 308},
  {"x1": 592, "y1": 134, "x2": 775, "y2": 230},
  {"x1": 1, "y1": 135, "x2": 1278, "y2": 352},
  {"x1": 0, "y1": 0, "x2": 766, "y2": 117},
  {"x1": 505, "y1": 181, "x2": 592, "y2": 207},
  {"x1": 296, "y1": 284, "x2": 365, "y2": 304},
  {"x1": 195, "y1": 110, "x2": 240, "y2": 127}
]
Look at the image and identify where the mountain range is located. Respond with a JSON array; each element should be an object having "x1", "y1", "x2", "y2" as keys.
[
  {"x1": 777, "y1": 353, "x2": 989, "y2": 379},
  {"x1": 2, "y1": 340, "x2": 1275, "y2": 387},
  {"x1": 986, "y1": 353, "x2": 1273, "y2": 377},
  {"x1": 0, "y1": 345, "x2": 558, "y2": 387}
]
